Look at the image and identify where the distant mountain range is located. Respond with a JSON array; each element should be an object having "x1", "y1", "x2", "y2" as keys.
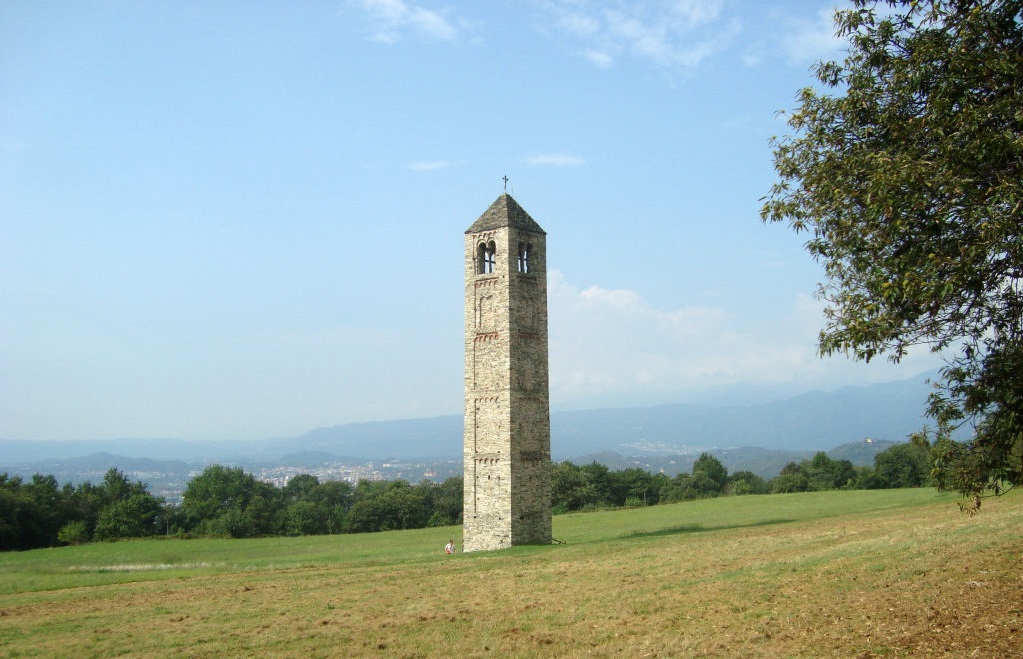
[{"x1": 2, "y1": 371, "x2": 950, "y2": 481}]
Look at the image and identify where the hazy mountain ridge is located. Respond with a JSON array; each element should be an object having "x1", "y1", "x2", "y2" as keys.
[
  {"x1": 0, "y1": 440, "x2": 897, "y2": 494},
  {"x1": 550, "y1": 375, "x2": 933, "y2": 458},
  {"x1": 1, "y1": 372, "x2": 943, "y2": 471}
]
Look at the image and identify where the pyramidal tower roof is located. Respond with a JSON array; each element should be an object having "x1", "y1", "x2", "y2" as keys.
[{"x1": 466, "y1": 193, "x2": 546, "y2": 235}]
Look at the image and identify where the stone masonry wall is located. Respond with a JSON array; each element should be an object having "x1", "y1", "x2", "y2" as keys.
[{"x1": 463, "y1": 208, "x2": 551, "y2": 552}]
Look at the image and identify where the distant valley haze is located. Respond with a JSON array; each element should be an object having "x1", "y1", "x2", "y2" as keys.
[{"x1": 1, "y1": 370, "x2": 950, "y2": 465}]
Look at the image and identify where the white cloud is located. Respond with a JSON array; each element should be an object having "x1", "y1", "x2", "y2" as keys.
[
  {"x1": 527, "y1": 0, "x2": 735, "y2": 70},
  {"x1": 778, "y1": 6, "x2": 845, "y2": 65},
  {"x1": 585, "y1": 49, "x2": 615, "y2": 68},
  {"x1": 547, "y1": 271, "x2": 944, "y2": 409},
  {"x1": 553, "y1": 8, "x2": 601, "y2": 37},
  {"x1": 549, "y1": 270, "x2": 806, "y2": 405},
  {"x1": 410, "y1": 160, "x2": 455, "y2": 172},
  {"x1": 525, "y1": 152, "x2": 586, "y2": 167},
  {"x1": 350, "y1": 0, "x2": 461, "y2": 43}
]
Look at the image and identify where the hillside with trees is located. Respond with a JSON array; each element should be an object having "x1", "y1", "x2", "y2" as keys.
[{"x1": 2, "y1": 439, "x2": 937, "y2": 550}]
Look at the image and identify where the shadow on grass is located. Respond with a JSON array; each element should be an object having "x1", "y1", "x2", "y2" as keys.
[{"x1": 622, "y1": 518, "x2": 796, "y2": 540}]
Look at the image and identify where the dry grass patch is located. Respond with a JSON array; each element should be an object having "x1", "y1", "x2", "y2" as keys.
[{"x1": 1, "y1": 490, "x2": 1020, "y2": 657}]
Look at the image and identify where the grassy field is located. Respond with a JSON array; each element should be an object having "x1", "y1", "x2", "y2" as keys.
[{"x1": 1, "y1": 488, "x2": 1020, "y2": 657}]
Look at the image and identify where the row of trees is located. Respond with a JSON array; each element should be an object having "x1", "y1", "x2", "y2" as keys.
[
  {"x1": 550, "y1": 453, "x2": 759, "y2": 512},
  {"x1": 0, "y1": 469, "x2": 166, "y2": 551},
  {"x1": 2, "y1": 439, "x2": 933, "y2": 550},
  {"x1": 178, "y1": 466, "x2": 462, "y2": 538},
  {"x1": 0, "y1": 466, "x2": 463, "y2": 550},
  {"x1": 771, "y1": 439, "x2": 932, "y2": 493},
  {"x1": 552, "y1": 440, "x2": 934, "y2": 512}
]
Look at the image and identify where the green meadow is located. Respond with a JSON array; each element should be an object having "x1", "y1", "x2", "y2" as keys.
[{"x1": 2, "y1": 489, "x2": 1020, "y2": 657}]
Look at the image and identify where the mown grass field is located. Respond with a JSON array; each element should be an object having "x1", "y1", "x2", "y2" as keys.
[{"x1": 1, "y1": 489, "x2": 1020, "y2": 657}]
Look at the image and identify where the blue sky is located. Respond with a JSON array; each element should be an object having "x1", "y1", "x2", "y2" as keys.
[{"x1": 1, "y1": 1, "x2": 945, "y2": 441}]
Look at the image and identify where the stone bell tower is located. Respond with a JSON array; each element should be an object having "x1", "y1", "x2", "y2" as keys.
[{"x1": 463, "y1": 193, "x2": 552, "y2": 552}]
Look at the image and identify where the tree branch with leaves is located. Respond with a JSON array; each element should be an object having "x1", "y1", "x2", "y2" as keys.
[{"x1": 762, "y1": 0, "x2": 1023, "y2": 510}]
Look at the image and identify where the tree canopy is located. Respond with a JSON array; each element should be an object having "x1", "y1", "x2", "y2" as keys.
[{"x1": 761, "y1": 0, "x2": 1023, "y2": 509}]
